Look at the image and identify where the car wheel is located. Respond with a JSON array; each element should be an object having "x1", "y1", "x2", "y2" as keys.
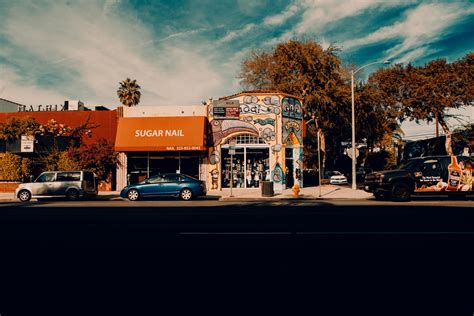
[
  {"x1": 391, "y1": 183, "x2": 411, "y2": 202},
  {"x1": 180, "y1": 188, "x2": 193, "y2": 201},
  {"x1": 127, "y1": 189, "x2": 140, "y2": 201},
  {"x1": 66, "y1": 189, "x2": 80, "y2": 201},
  {"x1": 18, "y1": 190, "x2": 31, "y2": 202}
]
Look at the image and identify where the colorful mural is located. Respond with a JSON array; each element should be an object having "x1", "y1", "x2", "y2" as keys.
[
  {"x1": 282, "y1": 117, "x2": 303, "y2": 145},
  {"x1": 207, "y1": 92, "x2": 304, "y2": 191},
  {"x1": 254, "y1": 118, "x2": 275, "y2": 126},
  {"x1": 210, "y1": 119, "x2": 259, "y2": 147},
  {"x1": 282, "y1": 97, "x2": 303, "y2": 119},
  {"x1": 272, "y1": 162, "x2": 285, "y2": 184},
  {"x1": 240, "y1": 95, "x2": 281, "y2": 115}
]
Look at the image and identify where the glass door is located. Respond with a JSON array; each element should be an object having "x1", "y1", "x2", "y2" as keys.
[{"x1": 221, "y1": 147, "x2": 245, "y2": 188}]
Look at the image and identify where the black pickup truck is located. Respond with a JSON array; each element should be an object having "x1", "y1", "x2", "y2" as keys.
[{"x1": 364, "y1": 155, "x2": 473, "y2": 201}]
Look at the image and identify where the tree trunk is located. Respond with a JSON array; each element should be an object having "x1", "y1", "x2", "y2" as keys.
[{"x1": 438, "y1": 115, "x2": 453, "y2": 156}]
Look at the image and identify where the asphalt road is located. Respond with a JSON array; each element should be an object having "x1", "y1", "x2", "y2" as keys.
[{"x1": 1, "y1": 200, "x2": 473, "y2": 314}]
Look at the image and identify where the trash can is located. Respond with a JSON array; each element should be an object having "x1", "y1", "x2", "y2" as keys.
[{"x1": 261, "y1": 181, "x2": 274, "y2": 197}]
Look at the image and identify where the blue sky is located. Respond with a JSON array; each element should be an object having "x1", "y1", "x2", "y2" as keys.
[{"x1": 0, "y1": 0, "x2": 472, "y2": 139}]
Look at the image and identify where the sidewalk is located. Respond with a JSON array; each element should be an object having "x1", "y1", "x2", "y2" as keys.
[
  {"x1": 210, "y1": 185, "x2": 373, "y2": 201},
  {"x1": 0, "y1": 185, "x2": 373, "y2": 202}
]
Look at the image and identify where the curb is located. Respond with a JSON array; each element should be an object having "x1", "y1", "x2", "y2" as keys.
[
  {"x1": 218, "y1": 197, "x2": 371, "y2": 201},
  {"x1": 219, "y1": 197, "x2": 313, "y2": 202}
]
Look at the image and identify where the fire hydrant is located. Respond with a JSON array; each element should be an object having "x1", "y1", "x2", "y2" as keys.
[{"x1": 292, "y1": 184, "x2": 300, "y2": 198}]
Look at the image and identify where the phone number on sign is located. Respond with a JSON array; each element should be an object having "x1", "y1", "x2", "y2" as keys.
[{"x1": 166, "y1": 146, "x2": 202, "y2": 150}]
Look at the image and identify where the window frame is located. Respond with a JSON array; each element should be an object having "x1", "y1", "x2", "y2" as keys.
[{"x1": 35, "y1": 172, "x2": 56, "y2": 183}]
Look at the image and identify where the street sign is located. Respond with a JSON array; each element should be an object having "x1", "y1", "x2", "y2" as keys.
[
  {"x1": 346, "y1": 148, "x2": 359, "y2": 159},
  {"x1": 212, "y1": 100, "x2": 240, "y2": 119}
]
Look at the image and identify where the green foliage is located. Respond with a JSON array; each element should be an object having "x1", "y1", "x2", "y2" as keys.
[
  {"x1": 67, "y1": 139, "x2": 118, "y2": 182},
  {"x1": 57, "y1": 151, "x2": 81, "y2": 171},
  {"x1": 365, "y1": 151, "x2": 393, "y2": 171},
  {"x1": 0, "y1": 152, "x2": 22, "y2": 181},
  {"x1": 240, "y1": 40, "x2": 353, "y2": 169},
  {"x1": 117, "y1": 78, "x2": 141, "y2": 107},
  {"x1": 0, "y1": 117, "x2": 40, "y2": 141},
  {"x1": 0, "y1": 116, "x2": 98, "y2": 142},
  {"x1": 367, "y1": 53, "x2": 473, "y2": 155},
  {"x1": 20, "y1": 157, "x2": 35, "y2": 182}
]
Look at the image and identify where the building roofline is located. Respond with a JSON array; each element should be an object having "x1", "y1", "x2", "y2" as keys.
[
  {"x1": 0, "y1": 98, "x2": 26, "y2": 107},
  {"x1": 218, "y1": 90, "x2": 302, "y2": 101}
]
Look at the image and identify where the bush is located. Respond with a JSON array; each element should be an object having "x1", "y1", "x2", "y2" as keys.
[
  {"x1": 57, "y1": 151, "x2": 81, "y2": 171},
  {"x1": 0, "y1": 152, "x2": 22, "y2": 181},
  {"x1": 67, "y1": 138, "x2": 118, "y2": 182},
  {"x1": 0, "y1": 117, "x2": 39, "y2": 141}
]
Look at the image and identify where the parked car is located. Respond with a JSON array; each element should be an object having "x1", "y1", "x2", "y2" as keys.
[
  {"x1": 328, "y1": 171, "x2": 348, "y2": 185},
  {"x1": 16, "y1": 170, "x2": 98, "y2": 202},
  {"x1": 120, "y1": 173, "x2": 206, "y2": 201},
  {"x1": 364, "y1": 155, "x2": 473, "y2": 201}
]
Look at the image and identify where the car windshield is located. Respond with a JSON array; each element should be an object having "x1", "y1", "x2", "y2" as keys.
[{"x1": 396, "y1": 159, "x2": 420, "y2": 171}]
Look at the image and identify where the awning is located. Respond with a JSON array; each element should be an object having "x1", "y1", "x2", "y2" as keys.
[{"x1": 115, "y1": 116, "x2": 207, "y2": 151}]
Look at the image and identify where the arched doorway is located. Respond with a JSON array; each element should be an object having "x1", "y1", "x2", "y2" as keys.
[{"x1": 221, "y1": 134, "x2": 270, "y2": 188}]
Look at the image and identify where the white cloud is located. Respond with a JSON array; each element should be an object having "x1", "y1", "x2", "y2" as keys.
[
  {"x1": 0, "y1": 66, "x2": 67, "y2": 105},
  {"x1": 219, "y1": 23, "x2": 256, "y2": 43},
  {"x1": 0, "y1": 1, "x2": 227, "y2": 107},
  {"x1": 264, "y1": 4, "x2": 299, "y2": 26},
  {"x1": 263, "y1": 0, "x2": 413, "y2": 48},
  {"x1": 343, "y1": 3, "x2": 473, "y2": 62}
]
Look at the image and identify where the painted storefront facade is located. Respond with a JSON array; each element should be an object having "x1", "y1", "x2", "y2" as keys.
[{"x1": 207, "y1": 91, "x2": 304, "y2": 192}]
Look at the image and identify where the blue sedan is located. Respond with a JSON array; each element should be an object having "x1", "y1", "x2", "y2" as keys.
[{"x1": 120, "y1": 173, "x2": 206, "y2": 201}]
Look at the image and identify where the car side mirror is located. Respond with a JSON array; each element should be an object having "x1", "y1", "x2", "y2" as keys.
[{"x1": 29, "y1": 175, "x2": 34, "y2": 182}]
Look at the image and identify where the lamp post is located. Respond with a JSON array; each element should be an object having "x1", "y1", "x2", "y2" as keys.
[
  {"x1": 306, "y1": 115, "x2": 322, "y2": 197},
  {"x1": 351, "y1": 60, "x2": 391, "y2": 190}
]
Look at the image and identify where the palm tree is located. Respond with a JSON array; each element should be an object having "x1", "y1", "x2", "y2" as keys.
[{"x1": 117, "y1": 78, "x2": 141, "y2": 107}]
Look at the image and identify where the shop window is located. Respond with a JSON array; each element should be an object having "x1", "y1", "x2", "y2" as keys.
[
  {"x1": 224, "y1": 135, "x2": 266, "y2": 145},
  {"x1": 147, "y1": 175, "x2": 165, "y2": 183},
  {"x1": 163, "y1": 174, "x2": 180, "y2": 182},
  {"x1": 221, "y1": 147, "x2": 270, "y2": 188}
]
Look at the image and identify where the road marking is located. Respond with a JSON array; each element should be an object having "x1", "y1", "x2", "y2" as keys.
[
  {"x1": 179, "y1": 232, "x2": 292, "y2": 235},
  {"x1": 181, "y1": 231, "x2": 474, "y2": 235}
]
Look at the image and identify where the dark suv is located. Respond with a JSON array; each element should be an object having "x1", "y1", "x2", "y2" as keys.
[{"x1": 364, "y1": 155, "x2": 472, "y2": 201}]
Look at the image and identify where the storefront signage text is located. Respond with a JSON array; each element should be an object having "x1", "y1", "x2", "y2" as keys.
[
  {"x1": 166, "y1": 146, "x2": 202, "y2": 151},
  {"x1": 135, "y1": 129, "x2": 184, "y2": 137},
  {"x1": 18, "y1": 104, "x2": 66, "y2": 112},
  {"x1": 213, "y1": 106, "x2": 240, "y2": 119}
]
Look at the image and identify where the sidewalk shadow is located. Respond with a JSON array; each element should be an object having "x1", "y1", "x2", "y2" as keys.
[{"x1": 320, "y1": 187, "x2": 342, "y2": 197}]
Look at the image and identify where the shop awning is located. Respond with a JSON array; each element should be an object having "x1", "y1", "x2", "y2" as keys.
[{"x1": 115, "y1": 116, "x2": 207, "y2": 151}]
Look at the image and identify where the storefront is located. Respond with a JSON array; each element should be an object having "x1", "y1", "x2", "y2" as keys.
[
  {"x1": 114, "y1": 110, "x2": 208, "y2": 189},
  {"x1": 220, "y1": 134, "x2": 270, "y2": 188},
  {"x1": 207, "y1": 91, "x2": 304, "y2": 192}
]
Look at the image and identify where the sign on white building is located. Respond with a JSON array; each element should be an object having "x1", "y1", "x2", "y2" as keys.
[{"x1": 21, "y1": 135, "x2": 34, "y2": 153}]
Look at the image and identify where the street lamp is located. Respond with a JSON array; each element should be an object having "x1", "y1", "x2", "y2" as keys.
[
  {"x1": 350, "y1": 59, "x2": 391, "y2": 190},
  {"x1": 306, "y1": 115, "x2": 322, "y2": 198}
]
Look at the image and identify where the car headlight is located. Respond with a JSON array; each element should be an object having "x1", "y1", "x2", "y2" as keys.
[{"x1": 375, "y1": 174, "x2": 385, "y2": 182}]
